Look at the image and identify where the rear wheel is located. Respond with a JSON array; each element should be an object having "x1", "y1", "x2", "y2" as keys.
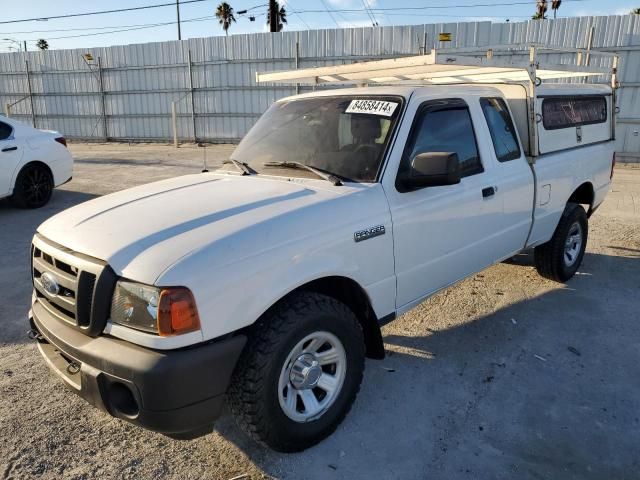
[
  {"x1": 12, "y1": 164, "x2": 53, "y2": 208},
  {"x1": 227, "y1": 292, "x2": 365, "y2": 452},
  {"x1": 534, "y1": 203, "x2": 588, "y2": 282}
]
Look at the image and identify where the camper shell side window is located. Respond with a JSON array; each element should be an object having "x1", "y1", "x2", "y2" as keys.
[
  {"x1": 535, "y1": 91, "x2": 612, "y2": 155},
  {"x1": 542, "y1": 96, "x2": 607, "y2": 131}
]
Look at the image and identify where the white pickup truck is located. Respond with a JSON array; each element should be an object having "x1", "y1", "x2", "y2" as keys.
[{"x1": 28, "y1": 47, "x2": 617, "y2": 452}]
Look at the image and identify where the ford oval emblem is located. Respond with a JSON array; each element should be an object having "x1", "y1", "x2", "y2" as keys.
[{"x1": 41, "y1": 272, "x2": 60, "y2": 296}]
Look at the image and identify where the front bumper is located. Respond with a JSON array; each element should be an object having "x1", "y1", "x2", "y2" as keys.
[{"x1": 30, "y1": 301, "x2": 246, "y2": 438}]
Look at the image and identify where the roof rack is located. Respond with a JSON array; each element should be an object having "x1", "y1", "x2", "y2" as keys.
[
  {"x1": 256, "y1": 44, "x2": 619, "y2": 159},
  {"x1": 256, "y1": 44, "x2": 618, "y2": 88}
]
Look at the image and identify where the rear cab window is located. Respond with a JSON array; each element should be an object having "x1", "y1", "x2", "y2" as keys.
[{"x1": 480, "y1": 97, "x2": 521, "y2": 162}]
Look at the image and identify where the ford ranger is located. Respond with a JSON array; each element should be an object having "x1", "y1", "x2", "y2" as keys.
[{"x1": 28, "y1": 50, "x2": 617, "y2": 452}]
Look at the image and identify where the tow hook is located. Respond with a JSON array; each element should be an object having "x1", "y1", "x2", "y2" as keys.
[
  {"x1": 66, "y1": 362, "x2": 81, "y2": 375},
  {"x1": 27, "y1": 328, "x2": 43, "y2": 341}
]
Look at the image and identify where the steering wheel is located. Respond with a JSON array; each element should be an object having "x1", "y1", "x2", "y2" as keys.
[{"x1": 347, "y1": 144, "x2": 379, "y2": 180}]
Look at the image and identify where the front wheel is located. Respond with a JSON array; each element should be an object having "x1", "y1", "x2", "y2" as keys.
[
  {"x1": 227, "y1": 292, "x2": 365, "y2": 452},
  {"x1": 534, "y1": 202, "x2": 588, "y2": 282}
]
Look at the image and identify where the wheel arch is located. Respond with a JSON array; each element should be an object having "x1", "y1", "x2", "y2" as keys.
[
  {"x1": 12, "y1": 160, "x2": 53, "y2": 192},
  {"x1": 259, "y1": 276, "x2": 386, "y2": 360},
  {"x1": 567, "y1": 181, "x2": 595, "y2": 216}
]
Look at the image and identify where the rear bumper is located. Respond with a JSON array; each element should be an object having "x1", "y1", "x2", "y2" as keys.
[
  {"x1": 51, "y1": 151, "x2": 74, "y2": 187},
  {"x1": 30, "y1": 301, "x2": 246, "y2": 437}
]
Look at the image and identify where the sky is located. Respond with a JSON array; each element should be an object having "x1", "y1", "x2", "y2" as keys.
[{"x1": 0, "y1": 0, "x2": 636, "y2": 52}]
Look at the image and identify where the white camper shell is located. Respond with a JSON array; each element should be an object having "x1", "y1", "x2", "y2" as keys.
[{"x1": 488, "y1": 83, "x2": 613, "y2": 155}]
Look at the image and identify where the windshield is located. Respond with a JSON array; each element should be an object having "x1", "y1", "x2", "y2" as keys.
[{"x1": 230, "y1": 96, "x2": 403, "y2": 183}]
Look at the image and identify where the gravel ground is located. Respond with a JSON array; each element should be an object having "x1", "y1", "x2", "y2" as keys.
[{"x1": 1, "y1": 143, "x2": 639, "y2": 480}]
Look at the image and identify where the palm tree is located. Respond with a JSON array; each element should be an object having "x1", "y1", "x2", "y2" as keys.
[
  {"x1": 532, "y1": 0, "x2": 548, "y2": 19},
  {"x1": 215, "y1": 2, "x2": 236, "y2": 36},
  {"x1": 36, "y1": 39, "x2": 49, "y2": 50},
  {"x1": 551, "y1": 0, "x2": 561, "y2": 19},
  {"x1": 267, "y1": 1, "x2": 288, "y2": 32},
  {"x1": 632, "y1": 8, "x2": 640, "y2": 14}
]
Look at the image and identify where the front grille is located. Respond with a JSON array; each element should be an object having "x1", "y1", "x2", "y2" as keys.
[
  {"x1": 32, "y1": 234, "x2": 109, "y2": 334},
  {"x1": 76, "y1": 272, "x2": 97, "y2": 327}
]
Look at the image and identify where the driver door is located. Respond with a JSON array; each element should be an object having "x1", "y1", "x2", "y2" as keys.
[{"x1": 384, "y1": 97, "x2": 504, "y2": 309}]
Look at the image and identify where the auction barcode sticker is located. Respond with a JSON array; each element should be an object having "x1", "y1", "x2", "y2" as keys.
[{"x1": 345, "y1": 99, "x2": 398, "y2": 117}]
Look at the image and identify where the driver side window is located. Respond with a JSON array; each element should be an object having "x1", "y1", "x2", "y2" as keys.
[{"x1": 399, "y1": 99, "x2": 483, "y2": 187}]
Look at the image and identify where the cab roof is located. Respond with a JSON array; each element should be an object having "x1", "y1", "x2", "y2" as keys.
[{"x1": 278, "y1": 83, "x2": 611, "y2": 104}]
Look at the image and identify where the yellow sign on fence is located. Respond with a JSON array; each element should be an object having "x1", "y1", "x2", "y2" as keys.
[{"x1": 438, "y1": 33, "x2": 452, "y2": 42}]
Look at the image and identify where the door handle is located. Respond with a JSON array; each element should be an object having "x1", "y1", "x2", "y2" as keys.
[
  {"x1": 482, "y1": 186, "x2": 496, "y2": 198},
  {"x1": 1, "y1": 146, "x2": 17, "y2": 152}
]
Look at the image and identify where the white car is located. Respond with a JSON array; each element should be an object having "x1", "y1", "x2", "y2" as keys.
[
  {"x1": 0, "y1": 117, "x2": 73, "y2": 208},
  {"x1": 28, "y1": 49, "x2": 617, "y2": 452}
]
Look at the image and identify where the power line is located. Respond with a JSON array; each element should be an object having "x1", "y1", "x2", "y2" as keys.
[
  {"x1": 360, "y1": 0, "x2": 375, "y2": 26},
  {"x1": 375, "y1": 2, "x2": 397, "y2": 26},
  {"x1": 0, "y1": 0, "x2": 587, "y2": 35},
  {"x1": 319, "y1": 0, "x2": 341, "y2": 28},
  {"x1": 0, "y1": 0, "x2": 209, "y2": 25},
  {"x1": 1, "y1": 19, "x2": 209, "y2": 35},
  {"x1": 0, "y1": 0, "x2": 588, "y2": 46},
  {"x1": 316, "y1": 0, "x2": 357, "y2": 28},
  {"x1": 22, "y1": 15, "x2": 216, "y2": 41},
  {"x1": 0, "y1": 9, "x2": 537, "y2": 46},
  {"x1": 0, "y1": 9, "x2": 545, "y2": 38},
  {"x1": 332, "y1": 12, "x2": 534, "y2": 18},
  {"x1": 292, "y1": 0, "x2": 589, "y2": 14},
  {"x1": 3, "y1": 9, "x2": 270, "y2": 42},
  {"x1": 330, "y1": 7, "x2": 357, "y2": 28},
  {"x1": 26, "y1": 12, "x2": 266, "y2": 42},
  {"x1": 285, "y1": 0, "x2": 312, "y2": 30},
  {"x1": 361, "y1": 0, "x2": 378, "y2": 27}
]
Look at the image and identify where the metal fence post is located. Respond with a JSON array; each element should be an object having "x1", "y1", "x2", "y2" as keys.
[
  {"x1": 25, "y1": 60, "x2": 36, "y2": 127},
  {"x1": 4, "y1": 104, "x2": 10, "y2": 118},
  {"x1": 97, "y1": 56, "x2": 108, "y2": 141},
  {"x1": 295, "y1": 38, "x2": 300, "y2": 95},
  {"x1": 171, "y1": 101, "x2": 179, "y2": 147},
  {"x1": 187, "y1": 49, "x2": 197, "y2": 143},
  {"x1": 585, "y1": 25, "x2": 595, "y2": 66}
]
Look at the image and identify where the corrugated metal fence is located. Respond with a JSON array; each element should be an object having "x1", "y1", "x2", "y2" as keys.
[{"x1": 0, "y1": 15, "x2": 638, "y2": 160}]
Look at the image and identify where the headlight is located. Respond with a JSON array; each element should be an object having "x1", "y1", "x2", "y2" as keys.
[
  {"x1": 111, "y1": 281, "x2": 160, "y2": 333},
  {"x1": 111, "y1": 280, "x2": 200, "y2": 336}
]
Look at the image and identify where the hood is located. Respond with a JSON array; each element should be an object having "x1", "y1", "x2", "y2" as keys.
[{"x1": 38, "y1": 173, "x2": 360, "y2": 284}]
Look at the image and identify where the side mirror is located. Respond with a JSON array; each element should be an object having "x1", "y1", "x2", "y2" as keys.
[{"x1": 402, "y1": 152, "x2": 461, "y2": 189}]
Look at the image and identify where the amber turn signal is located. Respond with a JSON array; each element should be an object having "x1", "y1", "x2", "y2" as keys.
[{"x1": 157, "y1": 287, "x2": 201, "y2": 336}]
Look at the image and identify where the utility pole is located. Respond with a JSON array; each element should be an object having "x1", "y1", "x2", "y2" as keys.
[
  {"x1": 176, "y1": 0, "x2": 182, "y2": 40},
  {"x1": 269, "y1": 0, "x2": 278, "y2": 33}
]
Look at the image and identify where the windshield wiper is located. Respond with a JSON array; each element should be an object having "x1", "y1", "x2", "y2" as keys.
[
  {"x1": 222, "y1": 158, "x2": 255, "y2": 175},
  {"x1": 263, "y1": 161, "x2": 343, "y2": 186}
]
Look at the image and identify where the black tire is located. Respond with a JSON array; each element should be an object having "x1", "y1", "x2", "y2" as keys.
[
  {"x1": 534, "y1": 202, "x2": 588, "y2": 282},
  {"x1": 11, "y1": 164, "x2": 53, "y2": 208},
  {"x1": 227, "y1": 292, "x2": 365, "y2": 452}
]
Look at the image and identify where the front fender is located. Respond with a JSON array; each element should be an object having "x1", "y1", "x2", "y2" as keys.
[{"x1": 157, "y1": 196, "x2": 395, "y2": 341}]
